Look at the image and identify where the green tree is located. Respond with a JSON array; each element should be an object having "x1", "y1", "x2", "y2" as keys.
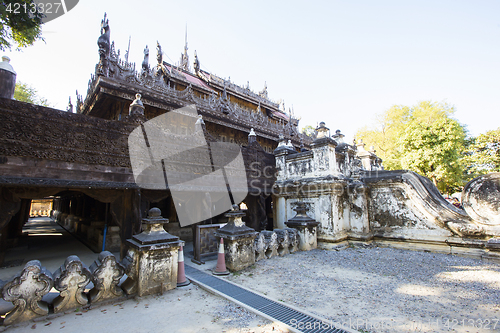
[
  {"x1": 356, "y1": 101, "x2": 467, "y2": 193},
  {"x1": 355, "y1": 104, "x2": 411, "y2": 169},
  {"x1": 398, "y1": 117, "x2": 466, "y2": 193},
  {"x1": 14, "y1": 81, "x2": 50, "y2": 106},
  {"x1": 0, "y1": 0, "x2": 44, "y2": 51},
  {"x1": 301, "y1": 125, "x2": 316, "y2": 138},
  {"x1": 463, "y1": 128, "x2": 500, "y2": 178}
]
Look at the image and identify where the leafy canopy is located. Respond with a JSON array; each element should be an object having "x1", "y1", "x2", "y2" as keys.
[
  {"x1": 0, "y1": 0, "x2": 44, "y2": 51},
  {"x1": 463, "y1": 128, "x2": 500, "y2": 177},
  {"x1": 356, "y1": 101, "x2": 467, "y2": 193},
  {"x1": 14, "y1": 81, "x2": 50, "y2": 106}
]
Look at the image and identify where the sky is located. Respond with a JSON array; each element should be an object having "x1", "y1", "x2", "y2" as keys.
[{"x1": 6, "y1": 0, "x2": 500, "y2": 142}]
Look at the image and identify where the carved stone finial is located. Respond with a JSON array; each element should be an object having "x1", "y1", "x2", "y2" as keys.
[
  {"x1": 53, "y1": 255, "x2": 92, "y2": 313},
  {"x1": 315, "y1": 121, "x2": 329, "y2": 139},
  {"x1": 129, "y1": 93, "x2": 145, "y2": 116},
  {"x1": 2, "y1": 260, "x2": 53, "y2": 325},
  {"x1": 332, "y1": 129, "x2": 345, "y2": 144},
  {"x1": 261, "y1": 230, "x2": 278, "y2": 259},
  {"x1": 89, "y1": 251, "x2": 125, "y2": 303},
  {"x1": 148, "y1": 207, "x2": 161, "y2": 218}
]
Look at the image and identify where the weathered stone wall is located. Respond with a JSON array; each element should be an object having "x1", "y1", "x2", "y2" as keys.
[{"x1": 273, "y1": 127, "x2": 500, "y2": 257}]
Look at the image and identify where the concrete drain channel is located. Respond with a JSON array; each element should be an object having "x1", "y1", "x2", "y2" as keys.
[{"x1": 185, "y1": 265, "x2": 355, "y2": 333}]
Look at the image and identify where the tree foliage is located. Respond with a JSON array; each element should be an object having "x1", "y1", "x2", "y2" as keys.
[
  {"x1": 14, "y1": 81, "x2": 50, "y2": 106},
  {"x1": 399, "y1": 116, "x2": 466, "y2": 193},
  {"x1": 0, "y1": 0, "x2": 44, "y2": 51},
  {"x1": 463, "y1": 128, "x2": 500, "y2": 178},
  {"x1": 301, "y1": 125, "x2": 316, "y2": 138},
  {"x1": 356, "y1": 101, "x2": 467, "y2": 193}
]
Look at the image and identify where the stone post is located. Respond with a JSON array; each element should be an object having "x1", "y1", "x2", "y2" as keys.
[
  {"x1": 121, "y1": 208, "x2": 183, "y2": 296},
  {"x1": 0, "y1": 56, "x2": 16, "y2": 99},
  {"x1": 214, "y1": 205, "x2": 258, "y2": 271},
  {"x1": 311, "y1": 122, "x2": 339, "y2": 177},
  {"x1": 285, "y1": 202, "x2": 320, "y2": 251}
]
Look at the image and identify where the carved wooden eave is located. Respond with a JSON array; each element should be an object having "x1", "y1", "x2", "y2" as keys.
[{"x1": 79, "y1": 71, "x2": 306, "y2": 146}]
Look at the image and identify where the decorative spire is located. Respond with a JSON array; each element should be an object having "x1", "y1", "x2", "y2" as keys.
[
  {"x1": 179, "y1": 26, "x2": 190, "y2": 72},
  {"x1": 125, "y1": 36, "x2": 131, "y2": 63}
]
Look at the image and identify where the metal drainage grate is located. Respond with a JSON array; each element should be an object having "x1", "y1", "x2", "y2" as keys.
[{"x1": 185, "y1": 265, "x2": 348, "y2": 333}]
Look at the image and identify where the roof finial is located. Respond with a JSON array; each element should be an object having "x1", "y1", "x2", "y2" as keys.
[
  {"x1": 194, "y1": 50, "x2": 200, "y2": 74},
  {"x1": 179, "y1": 24, "x2": 190, "y2": 72}
]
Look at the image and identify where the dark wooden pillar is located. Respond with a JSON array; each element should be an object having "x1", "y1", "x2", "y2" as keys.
[
  {"x1": 110, "y1": 189, "x2": 141, "y2": 259},
  {"x1": 0, "y1": 191, "x2": 21, "y2": 267},
  {"x1": 244, "y1": 194, "x2": 268, "y2": 232}
]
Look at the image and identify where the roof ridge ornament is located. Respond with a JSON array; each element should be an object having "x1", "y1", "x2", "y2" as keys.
[
  {"x1": 179, "y1": 26, "x2": 190, "y2": 72},
  {"x1": 193, "y1": 50, "x2": 200, "y2": 74},
  {"x1": 141, "y1": 45, "x2": 149, "y2": 73},
  {"x1": 96, "y1": 13, "x2": 111, "y2": 76}
]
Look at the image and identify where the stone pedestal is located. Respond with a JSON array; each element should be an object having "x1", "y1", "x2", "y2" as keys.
[
  {"x1": 285, "y1": 202, "x2": 320, "y2": 251},
  {"x1": 214, "y1": 205, "x2": 258, "y2": 272},
  {"x1": 122, "y1": 208, "x2": 182, "y2": 296}
]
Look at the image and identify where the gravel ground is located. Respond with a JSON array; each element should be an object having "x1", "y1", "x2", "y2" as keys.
[{"x1": 226, "y1": 245, "x2": 500, "y2": 333}]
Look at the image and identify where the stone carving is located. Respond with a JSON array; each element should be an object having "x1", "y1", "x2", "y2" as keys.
[
  {"x1": 1, "y1": 260, "x2": 53, "y2": 325},
  {"x1": 254, "y1": 232, "x2": 267, "y2": 261},
  {"x1": 122, "y1": 208, "x2": 182, "y2": 296},
  {"x1": 275, "y1": 229, "x2": 290, "y2": 256},
  {"x1": 446, "y1": 222, "x2": 485, "y2": 238},
  {"x1": 89, "y1": 251, "x2": 125, "y2": 303},
  {"x1": 214, "y1": 205, "x2": 258, "y2": 271},
  {"x1": 286, "y1": 227, "x2": 299, "y2": 253},
  {"x1": 261, "y1": 230, "x2": 278, "y2": 259},
  {"x1": 284, "y1": 202, "x2": 320, "y2": 251},
  {"x1": 462, "y1": 173, "x2": 500, "y2": 226},
  {"x1": 53, "y1": 255, "x2": 92, "y2": 313}
]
